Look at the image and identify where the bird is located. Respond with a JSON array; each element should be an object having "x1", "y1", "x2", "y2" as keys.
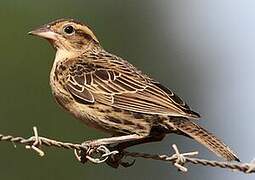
[{"x1": 29, "y1": 18, "x2": 239, "y2": 162}]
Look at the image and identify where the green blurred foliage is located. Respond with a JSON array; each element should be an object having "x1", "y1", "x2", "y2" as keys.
[{"x1": 0, "y1": 1, "x2": 181, "y2": 180}]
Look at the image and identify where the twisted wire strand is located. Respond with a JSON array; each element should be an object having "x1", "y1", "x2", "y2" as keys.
[
  {"x1": 124, "y1": 151, "x2": 255, "y2": 173},
  {"x1": 0, "y1": 134, "x2": 84, "y2": 150},
  {"x1": 0, "y1": 129, "x2": 254, "y2": 174}
]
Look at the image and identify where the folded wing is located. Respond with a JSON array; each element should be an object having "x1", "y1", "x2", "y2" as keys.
[{"x1": 63, "y1": 57, "x2": 200, "y2": 119}]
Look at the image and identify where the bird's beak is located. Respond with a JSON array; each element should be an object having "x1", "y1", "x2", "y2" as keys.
[{"x1": 28, "y1": 26, "x2": 58, "y2": 41}]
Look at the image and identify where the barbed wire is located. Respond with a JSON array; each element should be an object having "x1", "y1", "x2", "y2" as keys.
[{"x1": 0, "y1": 126, "x2": 254, "y2": 174}]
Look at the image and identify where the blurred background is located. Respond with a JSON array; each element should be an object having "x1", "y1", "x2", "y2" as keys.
[{"x1": 0, "y1": 0, "x2": 254, "y2": 179}]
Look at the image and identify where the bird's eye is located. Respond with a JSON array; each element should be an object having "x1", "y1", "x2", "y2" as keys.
[{"x1": 63, "y1": 25, "x2": 75, "y2": 35}]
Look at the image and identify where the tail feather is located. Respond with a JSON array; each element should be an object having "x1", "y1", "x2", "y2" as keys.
[{"x1": 165, "y1": 118, "x2": 240, "y2": 162}]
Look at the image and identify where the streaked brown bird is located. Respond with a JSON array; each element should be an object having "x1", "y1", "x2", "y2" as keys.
[{"x1": 29, "y1": 18, "x2": 239, "y2": 162}]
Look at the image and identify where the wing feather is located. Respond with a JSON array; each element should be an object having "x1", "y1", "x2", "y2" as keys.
[{"x1": 62, "y1": 56, "x2": 200, "y2": 119}]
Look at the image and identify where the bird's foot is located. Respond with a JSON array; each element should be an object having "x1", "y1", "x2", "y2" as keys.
[
  {"x1": 105, "y1": 145, "x2": 136, "y2": 168},
  {"x1": 74, "y1": 141, "x2": 119, "y2": 164},
  {"x1": 74, "y1": 141, "x2": 135, "y2": 168}
]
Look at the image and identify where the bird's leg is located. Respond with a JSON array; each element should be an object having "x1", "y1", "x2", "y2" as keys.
[
  {"x1": 78, "y1": 132, "x2": 165, "y2": 167},
  {"x1": 77, "y1": 134, "x2": 145, "y2": 164},
  {"x1": 113, "y1": 134, "x2": 165, "y2": 150},
  {"x1": 82, "y1": 134, "x2": 144, "y2": 147}
]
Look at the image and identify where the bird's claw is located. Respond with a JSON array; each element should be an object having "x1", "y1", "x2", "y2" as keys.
[
  {"x1": 106, "y1": 150, "x2": 136, "y2": 168},
  {"x1": 74, "y1": 143, "x2": 119, "y2": 165}
]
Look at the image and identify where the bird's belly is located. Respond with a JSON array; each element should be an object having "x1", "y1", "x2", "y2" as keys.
[
  {"x1": 50, "y1": 77, "x2": 152, "y2": 136},
  {"x1": 60, "y1": 99, "x2": 152, "y2": 136}
]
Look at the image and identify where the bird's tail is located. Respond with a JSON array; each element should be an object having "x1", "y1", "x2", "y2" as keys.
[{"x1": 164, "y1": 118, "x2": 240, "y2": 162}]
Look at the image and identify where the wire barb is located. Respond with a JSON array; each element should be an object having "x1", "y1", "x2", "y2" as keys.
[
  {"x1": 0, "y1": 127, "x2": 254, "y2": 174},
  {"x1": 170, "y1": 144, "x2": 199, "y2": 172},
  {"x1": 246, "y1": 159, "x2": 255, "y2": 173},
  {"x1": 25, "y1": 127, "x2": 45, "y2": 157}
]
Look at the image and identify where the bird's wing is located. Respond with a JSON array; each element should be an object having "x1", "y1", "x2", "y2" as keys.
[{"x1": 63, "y1": 56, "x2": 200, "y2": 119}]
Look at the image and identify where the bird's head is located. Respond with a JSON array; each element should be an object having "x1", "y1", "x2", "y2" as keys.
[{"x1": 29, "y1": 18, "x2": 99, "y2": 52}]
